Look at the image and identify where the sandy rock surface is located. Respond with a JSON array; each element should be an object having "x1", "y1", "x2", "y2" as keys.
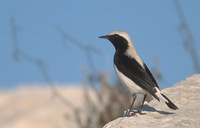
[
  {"x1": 0, "y1": 86, "x2": 87, "y2": 128},
  {"x1": 103, "y1": 74, "x2": 200, "y2": 128},
  {"x1": 1, "y1": 74, "x2": 200, "y2": 128}
]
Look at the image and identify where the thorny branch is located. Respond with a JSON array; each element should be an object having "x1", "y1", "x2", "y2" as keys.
[
  {"x1": 56, "y1": 25, "x2": 101, "y2": 89},
  {"x1": 10, "y1": 17, "x2": 76, "y2": 110},
  {"x1": 10, "y1": 17, "x2": 114, "y2": 128},
  {"x1": 55, "y1": 25, "x2": 131, "y2": 128},
  {"x1": 56, "y1": 25, "x2": 99, "y2": 73},
  {"x1": 174, "y1": 0, "x2": 200, "y2": 73}
]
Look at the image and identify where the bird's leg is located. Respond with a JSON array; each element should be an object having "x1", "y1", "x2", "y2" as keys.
[
  {"x1": 137, "y1": 94, "x2": 147, "y2": 115},
  {"x1": 123, "y1": 94, "x2": 136, "y2": 117}
]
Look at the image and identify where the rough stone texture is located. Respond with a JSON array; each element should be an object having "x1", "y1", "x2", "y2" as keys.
[
  {"x1": 103, "y1": 74, "x2": 200, "y2": 128},
  {"x1": 0, "y1": 86, "x2": 87, "y2": 128}
]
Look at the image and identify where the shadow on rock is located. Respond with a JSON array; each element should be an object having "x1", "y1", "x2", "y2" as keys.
[{"x1": 140, "y1": 105, "x2": 174, "y2": 115}]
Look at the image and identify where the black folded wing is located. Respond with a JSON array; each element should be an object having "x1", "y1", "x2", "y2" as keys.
[
  {"x1": 114, "y1": 54, "x2": 160, "y2": 101},
  {"x1": 144, "y1": 63, "x2": 160, "y2": 89}
]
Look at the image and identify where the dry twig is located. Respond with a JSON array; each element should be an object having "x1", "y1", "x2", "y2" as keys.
[
  {"x1": 174, "y1": 0, "x2": 200, "y2": 73},
  {"x1": 10, "y1": 17, "x2": 76, "y2": 110}
]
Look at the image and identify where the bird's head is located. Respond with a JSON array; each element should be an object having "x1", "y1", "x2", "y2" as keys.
[{"x1": 99, "y1": 31, "x2": 133, "y2": 52}]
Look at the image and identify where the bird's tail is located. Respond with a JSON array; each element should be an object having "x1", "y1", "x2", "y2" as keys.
[
  {"x1": 155, "y1": 87, "x2": 178, "y2": 110},
  {"x1": 161, "y1": 93, "x2": 178, "y2": 110}
]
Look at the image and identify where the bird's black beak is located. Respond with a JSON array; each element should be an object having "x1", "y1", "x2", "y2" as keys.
[{"x1": 99, "y1": 35, "x2": 110, "y2": 39}]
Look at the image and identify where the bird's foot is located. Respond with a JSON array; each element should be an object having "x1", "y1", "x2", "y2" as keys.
[
  {"x1": 137, "y1": 110, "x2": 146, "y2": 115},
  {"x1": 123, "y1": 109, "x2": 137, "y2": 117}
]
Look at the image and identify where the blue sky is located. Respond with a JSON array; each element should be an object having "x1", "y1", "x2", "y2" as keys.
[{"x1": 0, "y1": 0, "x2": 200, "y2": 89}]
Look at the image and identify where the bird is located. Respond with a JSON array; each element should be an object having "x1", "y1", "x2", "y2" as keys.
[{"x1": 99, "y1": 31, "x2": 178, "y2": 116}]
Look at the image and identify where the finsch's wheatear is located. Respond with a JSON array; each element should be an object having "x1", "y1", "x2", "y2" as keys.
[{"x1": 99, "y1": 31, "x2": 178, "y2": 116}]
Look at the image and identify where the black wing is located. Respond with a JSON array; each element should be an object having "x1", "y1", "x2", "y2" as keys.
[
  {"x1": 114, "y1": 54, "x2": 160, "y2": 101},
  {"x1": 144, "y1": 63, "x2": 160, "y2": 89}
]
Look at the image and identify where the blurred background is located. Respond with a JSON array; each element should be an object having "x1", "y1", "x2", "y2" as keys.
[{"x1": 0, "y1": 0, "x2": 199, "y2": 128}]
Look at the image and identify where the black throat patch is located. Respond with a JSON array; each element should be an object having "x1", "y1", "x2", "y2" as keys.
[{"x1": 108, "y1": 34, "x2": 129, "y2": 53}]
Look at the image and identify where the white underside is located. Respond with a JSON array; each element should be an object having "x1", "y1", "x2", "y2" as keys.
[
  {"x1": 114, "y1": 65, "x2": 153, "y2": 108},
  {"x1": 114, "y1": 65, "x2": 146, "y2": 94}
]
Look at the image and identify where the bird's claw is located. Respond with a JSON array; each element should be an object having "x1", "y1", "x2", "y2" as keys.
[
  {"x1": 137, "y1": 110, "x2": 146, "y2": 115},
  {"x1": 123, "y1": 109, "x2": 146, "y2": 116},
  {"x1": 123, "y1": 109, "x2": 137, "y2": 117}
]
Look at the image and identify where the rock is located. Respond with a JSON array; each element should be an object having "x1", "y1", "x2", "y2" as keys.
[
  {"x1": 0, "y1": 86, "x2": 86, "y2": 128},
  {"x1": 103, "y1": 74, "x2": 200, "y2": 128}
]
